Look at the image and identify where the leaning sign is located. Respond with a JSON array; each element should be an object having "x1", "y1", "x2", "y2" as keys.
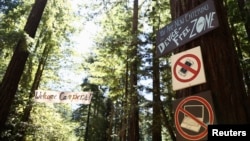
[
  {"x1": 156, "y1": 0, "x2": 219, "y2": 57},
  {"x1": 34, "y1": 90, "x2": 93, "y2": 104}
]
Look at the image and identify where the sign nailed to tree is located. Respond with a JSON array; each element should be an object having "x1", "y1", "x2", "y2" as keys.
[
  {"x1": 156, "y1": 0, "x2": 219, "y2": 57},
  {"x1": 34, "y1": 90, "x2": 93, "y2": 104},
  {"x1": 171, "y1": 46, "x2": 206, "y2": 90},
  {"x1": 173, "y1": 91, "x2": 216, "y2": 141}
]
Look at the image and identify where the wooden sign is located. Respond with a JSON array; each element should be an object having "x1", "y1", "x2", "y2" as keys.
[{"x1": 156, "y1": 0, "x2": 219, "y2": 57}]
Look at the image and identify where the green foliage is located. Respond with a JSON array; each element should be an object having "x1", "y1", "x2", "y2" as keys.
[
  {"x1": 81, "y1": 0, "x2": 175, "y2": 140},
  {"x1": 72, "y1": 80, "x2": 110, "y2": 141},
  {"x1": 0, "y1": 0, "x2": 33, "y2": 80},
  {"x1": 27, "y1": 103, "x2": 78, "y2": 141},
  {"x1": 225, "y1": 0, "x2": 250, "y2": 94},
  {"x1": 1, "y1": 0, "x2": 83, "y2": 140}
]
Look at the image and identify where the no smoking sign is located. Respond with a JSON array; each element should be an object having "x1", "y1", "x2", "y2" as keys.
[{"x1": 171, "y1": 46, "x2": 206, "y2": 91}]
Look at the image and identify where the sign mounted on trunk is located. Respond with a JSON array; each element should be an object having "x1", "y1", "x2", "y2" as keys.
[
  {"x1": 171, "y1": 46, "x2": 206, "y2": 90},
  {"x1": 156, "y1": 0, "x2": 219, "y2": 57},
  {"x1": 173, "y1": 91, "x2": 217, "y2": 141}
]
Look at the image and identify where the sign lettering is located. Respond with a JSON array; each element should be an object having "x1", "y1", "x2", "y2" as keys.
[
  {"x1": 156, "y1": 0, "x2": 219, "y2": 57},
  {"x1": 34, "y1": 90, "x2": 93, "y2": 104}
]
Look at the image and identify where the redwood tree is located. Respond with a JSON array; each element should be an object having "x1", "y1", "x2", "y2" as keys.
[
  {"x1": 152, "y1": 5, "x2": 162, "y2": 141},
  {"x1": 0, "y1": 0, "x2": 47, "y2": 131},
  {"x1": 128, "y1": 0, "x2": 139, "y2": 140},
  {"x1": 170, "y1": 0, "x2": 249, "y2": 124}
]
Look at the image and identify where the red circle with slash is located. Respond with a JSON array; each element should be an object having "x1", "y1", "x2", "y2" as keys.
[
  {"x1": 173, "y1": 54, "x2": 201, "y2": 82},
  {"x1": 175, "y1": 96, "x2": 214, "y2": 140}
]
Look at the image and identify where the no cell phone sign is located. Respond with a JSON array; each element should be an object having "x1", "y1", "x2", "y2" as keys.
[{"x1": 171, "y1": 46, "x2": 206, "y2": 91}]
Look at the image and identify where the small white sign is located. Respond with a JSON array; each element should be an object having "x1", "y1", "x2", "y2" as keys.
[
  {"x1": 180, "y1": 105, "x2": 204, "y2": 132},
  {"x1": 34, "y1": 90, "x2": 93, "y2": 104},
  {"x1": 171, "y1": 46, "x2": 206, "y2": 90}
]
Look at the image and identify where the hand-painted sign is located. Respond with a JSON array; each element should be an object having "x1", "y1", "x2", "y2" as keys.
[
  {"x1": 173, "y1": 91, "x2": 216, "y2": 141},
  {"x1": 156, "y1": 0, "x2": 219, "y2": 57},
  {"x1": 34, "y1": 90, "x2": 93, "y2": 104},
  {"x1": 171, "y1": 46, "x2": 206, "y2": 90}
]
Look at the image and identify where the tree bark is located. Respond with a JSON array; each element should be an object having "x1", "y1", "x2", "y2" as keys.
[
  {"x1": 16, "y1": 42, "x2": 51, "y2": 141},
  {"x1": 84, "y1": 103, "x2": 91, "y2": 141},
  {"x1": 128, "y1": 0, "x2": 139, "y2": 141},
  {"x1": 0, "y1": 0, "x2": 47, "y2": 131},
  {"x1": 119, "y1": 60, "x2": 128, "y2": 141},
  {"x1": 160, "y1": 100, "x2": 176, "y2": 141},
  {"x1": 152, "y1": 6, "x2": 162, "y2": 141},
  {"x1": 170, "y1": 0, "x2": 249, "y2": 124},
  {"x1": 152, "y1": 42, "x2": 162, "y2": 141}
]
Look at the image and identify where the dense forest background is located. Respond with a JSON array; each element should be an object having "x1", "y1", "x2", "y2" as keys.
[{"x1": 0, "y1": 0, "x2": 249, "y2": 141}]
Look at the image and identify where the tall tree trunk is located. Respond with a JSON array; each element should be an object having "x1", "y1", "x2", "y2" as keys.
[
  {"x1": 107, "y1": 99, "x2": 114, "y2": 141},
  {"x1": 0, "y1": 0, "x2": 47, "y2": 131},
  {"x1": 160, "y1": 100, "x2": 176, "y2": 141},
  {"x1": 170, "y1": 0, "x2": 249, "y2": 124},
  {"x1": 152, "y1": 6, "x2": 162, "y2": 141},
  {"x1": 152, "y1": 41, "x2": 162, "y2": 141},
  {"x1": 128, "y1": 0, "x2": 139, "y2": 140},
  {"x1": 120, "y1": 60, "x2": 128, "y2": 141},
  {"x1": 16, "y1": 43, "x2": 51, "y2": 141},
  {"x1": 84, "y1": 103, "x2": 91, "y2": 141}
]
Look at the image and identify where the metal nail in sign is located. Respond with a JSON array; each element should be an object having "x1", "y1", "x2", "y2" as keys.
[{"x1": 156, "y1": 0, "x2": 219, "y2": 57}]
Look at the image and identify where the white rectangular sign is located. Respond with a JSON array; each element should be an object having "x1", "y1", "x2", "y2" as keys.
[
  {"x1": 171, "y1": 46, "x2": 206, "y2": 90},
  {"x1": 34, "y1": 90, "x2": 93, "y2": 104}
]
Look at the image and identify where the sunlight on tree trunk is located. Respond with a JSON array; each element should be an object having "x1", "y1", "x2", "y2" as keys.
[
  {"x1": 128, "y1": 0, "x2": 139, "y2": 140},
  {"x1": 0, "y1": 0, "x2": 48, "y2": 131}
]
